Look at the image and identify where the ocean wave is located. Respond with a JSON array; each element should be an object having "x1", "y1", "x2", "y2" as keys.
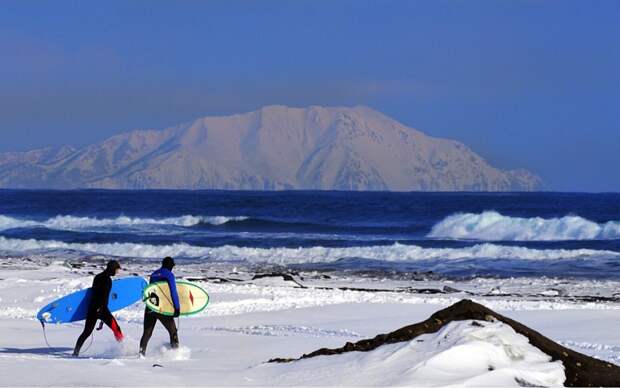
[
  {"x1": 0, "y1": 214, "x2": 248, "y2": 231},
  {"x1": 193, "y1": 217, "x2": 342, "y2": 233},
  {"x1": 428, "y1": 211, "x2": 620, "y2": 241},
  {"x1": 192, "y1": 217, "x2": 416, "y2": 232},
  {"x1": 0, "y1": 215, "x2": 38, "y2": 230},
  {"x1": 0, "y1": 236, "x2": 617, "y2": 264},
  {"x1": 0, "y1": 214, "x2": 414, "y2": 236},
  {"x1": 194, "y1": 217, "x2": 308, "y2": 228}
]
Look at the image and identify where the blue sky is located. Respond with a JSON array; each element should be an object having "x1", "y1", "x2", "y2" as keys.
[{"x1": 1, "y1": 1, "x2": 619, "y2": 191}]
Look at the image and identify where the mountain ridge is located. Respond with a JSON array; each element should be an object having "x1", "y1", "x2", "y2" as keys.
[{"x1": 0, "y1": 105, "x2": 542, "y2": 191}]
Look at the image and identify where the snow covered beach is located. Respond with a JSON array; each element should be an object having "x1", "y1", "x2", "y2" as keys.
[{"x1": 1, "y1": 258, "x2": 620, "y2": 387}]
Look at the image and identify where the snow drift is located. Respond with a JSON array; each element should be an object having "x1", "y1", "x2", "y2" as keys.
[
  {"x1": 267, "y1": 320, "x2": 564, "y2": 386},
  {"x1": 270, "y1": 299, "x2": 620, "y2": 387}
]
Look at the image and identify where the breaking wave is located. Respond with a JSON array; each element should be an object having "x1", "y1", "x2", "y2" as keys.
[
  {"x1": 0, "y1": 236, "x2": 617, "y2": 264},
  {"x1": 0, "y1": 214, "x2": 248, "y2": 231},
  {"x1": 428, "y1": 211, "x2": 620, "y2": 241}
]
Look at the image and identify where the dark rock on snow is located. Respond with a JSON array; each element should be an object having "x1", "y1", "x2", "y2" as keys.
[
  {"x1": 251, "y1": 273, "x2": 306, "y2": 288},
  {"x1": 269, "y1": 299, "x2": 620, "y2": 387}
]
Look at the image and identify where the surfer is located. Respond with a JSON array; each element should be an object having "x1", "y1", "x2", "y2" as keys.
[
  {"x1": 139, "y1": 256, "x2": 180, "y2": 356},
  {"x1": 73, "y1": 260, "x2": 124, "y2": 356}
]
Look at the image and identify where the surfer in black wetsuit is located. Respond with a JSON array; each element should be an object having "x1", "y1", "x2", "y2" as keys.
[
  {"x1": 73, "y1": 260, "x2": 124, "y2": 357},
  {"x1": 139, "y1": 256, "x2": 180, "y2": 357}
]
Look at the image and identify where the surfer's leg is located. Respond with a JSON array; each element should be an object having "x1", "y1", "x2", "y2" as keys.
[
  {"x1": 139, "y1": 309, "x2": 157, "y2": 355},
  {"x1": 99, "y1": 309, "x2": 124, "y2": 342},
  {"x1": 160, "y1": 315, "x2": 179, "y2": 349},
  {"x1": 73, "y1": 311, "x2": 97, "y2": 356}
]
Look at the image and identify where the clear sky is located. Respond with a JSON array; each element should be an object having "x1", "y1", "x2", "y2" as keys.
[{"x1": 1, "y1": 1, "x2": 619, "y2": 192}]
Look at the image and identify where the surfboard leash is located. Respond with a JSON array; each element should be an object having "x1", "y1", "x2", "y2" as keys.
[
  {"x1": 154, "y1": 283, "x2": 180, "y2": 317},
  {"x1": 154, "y1": 283, "x2": 175, "y2": 309},
  {"x1": 40, "y1": 320, "x2": 95, "y2": 356},
  {"x1": 40, "y1": 321, "x2": 59, "y2": 353}
]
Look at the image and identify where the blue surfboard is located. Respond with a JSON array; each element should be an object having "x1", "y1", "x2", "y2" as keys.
[{"x1": 37, "y1": 276, "x2": 147, "y2": 324}]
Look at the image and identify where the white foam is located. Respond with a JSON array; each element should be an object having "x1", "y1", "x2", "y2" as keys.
[
  {"x1": 0, "y1": 236, "x2": 211, "y2": 258},
  {"x1": 429, "y1": 211, "x2": 620, "y2": 241},
  {"x1": 0, "y1": 215, "x2": 38, "y2": 230},
  {"x1": 85, "y1": 337, "x2": 141, "y2": 360},
  {"x1": 158, "y1": 345, "x2": 191, "y2": 361},
  {"x1": 0, "y1": 236, "x2": 617, "y2": 263},
  {"x1": 0, "y1": 214, "x2": 248, "y2": 231},
  {"x1": 201, "y1": 216, "x2": 248, "y2": 226}
]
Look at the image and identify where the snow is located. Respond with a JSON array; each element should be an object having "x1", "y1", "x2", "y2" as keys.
[
  {"x1": 261, "y1": 320, "x2": 565, "y2": 386},
  {"x1": 0, "y1": 259, "x2": 618, "y2": 386}
]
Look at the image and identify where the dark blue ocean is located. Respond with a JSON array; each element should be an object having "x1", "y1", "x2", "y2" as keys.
[{"x1": 0, "y1": 190, "x2": 619, "y2": 279}]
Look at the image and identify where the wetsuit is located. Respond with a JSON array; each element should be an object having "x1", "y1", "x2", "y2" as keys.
[
  {"x1": 139, "y1": 267, "x2": 180, "y2": 355},
  {"x1": 73, "y1": 269, "x2": 123, "y2": 356}
]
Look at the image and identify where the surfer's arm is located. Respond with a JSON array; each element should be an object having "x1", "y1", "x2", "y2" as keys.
[
  {"x1": 104, "y1": 278, "x2": 112, "y2": 310},
  {"x1": 89, "y1": 273, "x2": 107, "y2": 309},
  {"x1": 98, "y1": 276, "x2": 112, "y2": 311},
  {"x1": 166, "y1": 273, "x2": 181, "y2": 310}
]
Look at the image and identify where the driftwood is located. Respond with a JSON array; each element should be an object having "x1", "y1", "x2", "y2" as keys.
[
  {"x1": 251, "y1": 273, "x2": 306, "y2": 288},
  {"x1": 269, "y1": 299, "x2": 620, "y2": 387}
]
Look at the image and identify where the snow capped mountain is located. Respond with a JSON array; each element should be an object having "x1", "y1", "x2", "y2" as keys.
[{"x1": 0, "y1": 105, "x2": 542, "y2": 191}]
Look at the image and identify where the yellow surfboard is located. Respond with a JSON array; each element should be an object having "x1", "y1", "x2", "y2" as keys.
[{"x1": 143, "y1": 280, "x2": 209, "y2": 316}]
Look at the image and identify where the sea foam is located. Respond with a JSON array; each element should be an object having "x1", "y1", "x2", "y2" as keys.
[
  {"x1": 0, "y1": 214, "x2": 248, "y2": 231},
  {"x1": 428, "y1": 211, "x2": 620, "y2": 241},
  {"x1": 0, "y1": 236, "x2": 617, "y2": 263}
]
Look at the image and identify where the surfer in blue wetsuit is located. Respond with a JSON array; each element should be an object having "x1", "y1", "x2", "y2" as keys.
[
  {"x1": 139, "y1": 256, "x2": 180, "y2": 356},
  {"x1": 73, "y1": 260, "x2": 124, "y2": 357}
]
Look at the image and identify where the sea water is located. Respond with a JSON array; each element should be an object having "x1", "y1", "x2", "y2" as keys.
[{"x1": 0, "y1": 190, "x2": 618, "y2": 279}]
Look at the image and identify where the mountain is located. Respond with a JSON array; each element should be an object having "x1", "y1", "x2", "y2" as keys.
[{"x1": 0, "y1": 105, "x2": 542, "y2": 191}]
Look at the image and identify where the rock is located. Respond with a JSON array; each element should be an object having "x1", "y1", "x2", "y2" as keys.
[
  {"x1": 443, "y1": 285, "x2": 462, "y2": 293},
  {"x1": 184, "y1": 276, "x2": 243, "y2": 283}
]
